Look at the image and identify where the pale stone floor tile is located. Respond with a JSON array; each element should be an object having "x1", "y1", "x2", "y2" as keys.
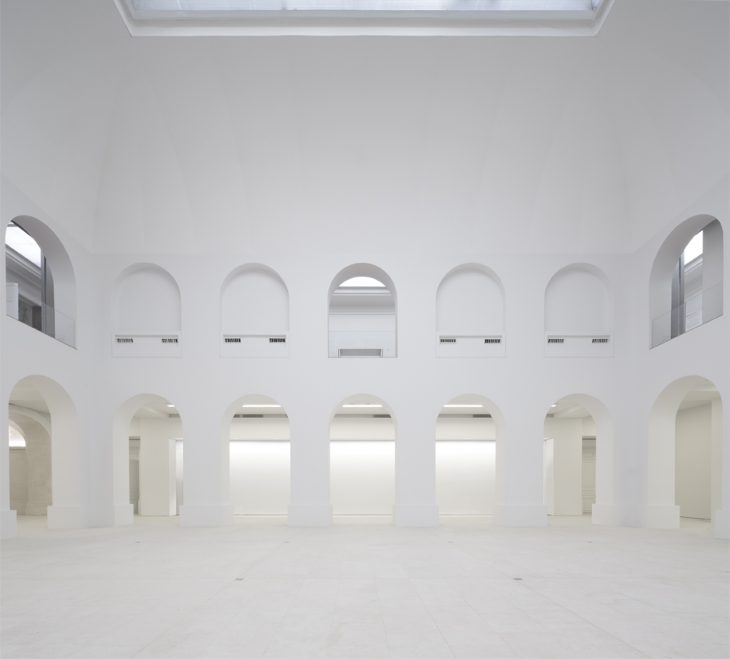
[{"x1": 1, "y1": 515, "x2": 728, "y2": 659}]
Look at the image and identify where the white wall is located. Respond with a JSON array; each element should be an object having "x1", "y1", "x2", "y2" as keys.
[
  {"x1": 221, "y1": 266, "x2": 288, "y2": 335},
  {"x1": 9, "y1": 449, "x2": 27, "y2": 513},
  {"x1": 436, "y1": 267, "x2": 503, "y2": 335},
  {"x1": 676, "y1": 404, "x2": 712, "y2": 519},
  {"x1": 138, "y1": 418, "x2": 178, "y2": 516},
  {"x1": 545, "y1": 267, "x2": 610, "y2": 334},
  {"x1": 114, "y1": 266, "x2": 181, "y2": 334}
]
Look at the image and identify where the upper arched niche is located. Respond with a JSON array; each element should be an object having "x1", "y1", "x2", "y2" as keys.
[
  {"x1": 112, "y1": 264, "x2": 182, "y2": 356},
  {"x1": 4, "y1": 216, "x2": 76, "y2": 347},
  {"x1": 649, "y1": 216, "x2": 723, "y2": 348},
  {"x1": 436, "y1": 264, "x2": 505, "y2": 357},
  {"x1": 328, "y1": 264, "x2": 397, "y2": 358},
  {"x1": 220, "y1": 265, "x2": 289, "y2": 357},
  {"x1": 544, "y1": 264, "x2": 612, "y2": 356}
]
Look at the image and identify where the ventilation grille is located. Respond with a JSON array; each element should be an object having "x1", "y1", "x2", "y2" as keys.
[
  {"x1": 484, "y1": 337, "x2": 501, "y2": 344},
  {"x1": 161, "y1": 337, "x2": 179, "y2": 344},
  {"x1": 116, "y1": 337, "x2": 134, "y2": 344},
  {"x1": 373, "y1": 414, "x2": 392, "y2": 419},
  {"x1": 224, "y1": 337, "x2": 242, "y2": 344},
  {"x1": 269, "y1": 336, "x2": 286, "y2": 343},
  {"x1": 440, "y1": 337, "x2": 457, "y2": 344},
  {"x1": 338, "y1": 348, "x2": 383, "y2": 357},
  {"x1": 473, "y1": 413, "x2": 492, "y2": 418},
  {"x1": 592, "y1": 337, "x2": 609, "y2": 344},
  {"x1": 547, "y1": 337, "x2": 564, "y2": 344}
]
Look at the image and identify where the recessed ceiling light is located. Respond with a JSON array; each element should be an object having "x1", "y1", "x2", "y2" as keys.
[
  {"x1": 242, "y1": 403, "x2": 281, "y2": 408},
  {"x1": 443, "y1": 404, "x2": 484, "y2": 409},
  {"x1": 550, "y1": 404, "x2": 557, "y2": 408},
  {"x1": 342, "y1": 403, "x2": 383, "y2": 408},
  {"x1": 166, "y1": 404, "x2": 175, "y2": 408}
]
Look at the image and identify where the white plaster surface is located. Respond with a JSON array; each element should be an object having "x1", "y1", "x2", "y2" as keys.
[{"x1": 1, "y1": 516, "x2": 728, "y2": 659}]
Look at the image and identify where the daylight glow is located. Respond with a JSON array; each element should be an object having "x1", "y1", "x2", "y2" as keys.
[
  {"x1": 342, "y1": 403, "x2": 383, "y2": 408},
  {"x1": 683, "y1": 231, "x2": 703, "y2": 263},
  {"x1": 443, "y1": 404, "x2": 484, "y2": 409},
  {"x1": 339, "y1": 276, "x2": 385, "y2": 288},
  {"x1": 242, "y1": 403, "x2": 282, "y2": 408},
  {"x1": 5, "y1": 224, "x2": 42, "y2": 268},
  {"x1": 8, "y1": 426, "x2": 26, "y2": 449}
]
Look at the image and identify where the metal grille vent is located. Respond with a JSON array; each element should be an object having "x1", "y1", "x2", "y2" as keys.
[
  {"x1": 592, "y1": 337, "x2": 609, "y2": 344},
  {"x1": 224, "y1": 337, "x2": 242, "y2": 343},
  {"x1": 473, "y1": 413, "x2": 492, "y2": 418},
  {"x1": 338, "y1": 348, "x2": 383, "y2": 357},
  {"x1": 484, "y1": 338, "x2": 501, "y2": 344},
  {"x1": 161, "y1": 337, "x2": 179, "y2": 344},
  {"x1": 547, "y1": 337, "x2": 564, "y2": 344},
  {"x1": 440, "y1": 337, "x2": 457, "y2": 344},
  {"x1": 269, "y1": 337, "x2": 286, "y2": 343},
  {"x1": 116, "y1": 337, "x2": 134, "y2": 344}
]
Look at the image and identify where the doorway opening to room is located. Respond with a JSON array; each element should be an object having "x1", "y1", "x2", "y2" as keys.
[
  {"x1": 543, "y1": 395, "x2": 613, "y2": 524},
  {"x1": 227, "y1": 395, "x2": 290, "y2": 518},
  {"x1": 436, "y1": 394, "x2": 499, "y2": 522},
  {"x1": 113, "y1": 395, "x2": 183, "y2": 523},
  {"x1": 330, "y1": 394, "x2": 395, "y2": 522}
]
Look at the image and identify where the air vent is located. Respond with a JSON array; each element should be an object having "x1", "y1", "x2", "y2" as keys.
[
  {"x1": 547, "y1": 337, "x2": 564, "y2": 344},
  {"x1": 592, "y1": 337, "x2": 609, "y2": 344},
  {"x1": 240, "y1": 414, "x2": 264, "y2": 418},
  {"x1": 116, "y1": 337, "x2": 134, "y2": 344},
  {"x1": 338, "y1": 348, "x2": 383, "y2": 357},
  {"x1": 373, "y1": 414, "x2": 392, "y2": 419},
  {"x1": 161, "y1": 337, "x2": 179, "y2": 344},
  {"x1": 224, "y1": 337, "x2": 242, "y2": 344},
  {"x1": 473, "y1": 413, "x2": 492, "y2": 418},
  {"x1": 440, "y1": 337, "x2": 457, "y2": 344},
  {"x1": 484, "y1": 337, "x2": 501, "y2": 344},
  {"x1": 269, "y1": 337, "x2": 286, "y2": 343}
]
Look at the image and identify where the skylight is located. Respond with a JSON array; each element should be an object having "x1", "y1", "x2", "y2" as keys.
[
  {"x1": 339, "y1": 276, "x2": 386, "y2": 288},
  {"x1": 5, "y1": 223, "x2": 42, "y2": 268},
  {"x1": 683, "y1": 231, "x2": 703, "y2": 264},
  {"x1": 116, "y1": 0, "x2": 613, "y2": 36}
]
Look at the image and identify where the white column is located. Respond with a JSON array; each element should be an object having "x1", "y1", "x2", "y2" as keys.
[{"x1": 139, "y1": 418, "x2": 177, "y2": 516}]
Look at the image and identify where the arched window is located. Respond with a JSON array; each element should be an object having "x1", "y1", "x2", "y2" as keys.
[
  {"x1": 650, "y1": 216, "x2": 723, "y2": 347},
  {"x1": 220, "y1": 265, "x2": 289, "y2": 357},
  {"x1": 4, "y1": 217, "x2": 76, "y2": 347},
  {"x1": 328, "y1": 264, "x2": 397, "y2": 358},
  {"x1": 112, "y1": 264, "x2": 182, "y2": 357},
  {"x1": 544, "y1": 264, "x2": 612, "y2": 356},
  {"x1": 436, "y1": 264, "x2": 505, "y2": 357}
]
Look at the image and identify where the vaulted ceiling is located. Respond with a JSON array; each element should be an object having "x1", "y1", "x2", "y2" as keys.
[{"x1": 1, "y1": 0, "x2": 727, "y2": 255}]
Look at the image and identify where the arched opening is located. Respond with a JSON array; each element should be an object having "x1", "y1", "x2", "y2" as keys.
[
  {"x1": 435, "y1": 394, "x2": 501, "y2": 520},
  {"x1": 650, "y1": 216, "x2": 724, "y2": 347},
  {"x1": 544, "y1": 264, "x2": 612, "y2": 356},
  {"x1": 5, "y1": 216, "x2": 76, "y2": 347},
  {"x1": 220, "y1": 265, "x2": 289, "y2": 357},
  {"x1": 112, "y1": 264, "x2": 182, "y2": 357},
  {"x1": 112, "y1": 394, "x2": 183, "y2": 525},
  {"x1": 329, "y1": 394, "x2": 395, "y2": 519},
  {"x1": 328, "y1": 264, "x2": 397, "y2": 358},
  {"x1": 6, "y1": 375, "x2": 81, "y2": 529},
  {"x1": 542, "y1": 395, "x2": 614, "y2": 525},
  {"x1": 648, "y1": 376, "x2": 723, "y2": 534},
  {"x1": 223, "y1": 395, "x2": 290, "y2": 517},
  {"x1": 435, "y1": 264, "x2": 505, "y2": 357}
]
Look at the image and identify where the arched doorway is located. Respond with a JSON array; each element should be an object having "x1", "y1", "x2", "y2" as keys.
[
  {"x1": 6, "y1": 375, "x2": 80, "y2": 529},
  {"x1": 224, "y1": 395, "x2": 290, "y2": 517},
  {"x1": 435, "y1": 394, "x2": 501, "y2": 519},
  {"x1": 330, "y1": 394, "x2": 395, "y2": 519},
  {"x1": 648, "y1": 376, "x2": 723, "y2": 533},
  {"x1": 113, "y1": 394, "x2": 183, "y2": 524}
]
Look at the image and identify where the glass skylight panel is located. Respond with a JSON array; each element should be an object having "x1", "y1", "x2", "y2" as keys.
[
  {"x1": 118, "y1": 0, "x2": 612, "y2": 35},
  {"x1": 339, "y1": 276, "x2": 386, "y2": 288},
  {"x1": 5, "y1": 224, "x2": 42, "y2": 268},
  {"x1": 130, "y1": 0, "x2": 603, "y2": 11},
  {"x1": 683, "y1": 231, "x2": 703, "y2": 263}
]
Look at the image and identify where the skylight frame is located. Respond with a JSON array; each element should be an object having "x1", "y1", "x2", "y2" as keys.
[{"x1": 115, "y1": 0, "x2": 614, "y2": 37}]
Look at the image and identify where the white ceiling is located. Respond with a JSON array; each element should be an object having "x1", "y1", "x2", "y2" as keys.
[{"x1": 1, "y1": 0, "x2": 726, "y2": 256}]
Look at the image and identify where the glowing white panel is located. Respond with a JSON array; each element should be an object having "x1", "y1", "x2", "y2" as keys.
[
  {"x1": 683, "y1": 231, "x2": 703, "y2": 264},
  {"x1": 339, "y1": 276, "x2": 385, "y2": 288},
  {"x1": 5, "y1": 225, "x2": 42, "y2": 268}
]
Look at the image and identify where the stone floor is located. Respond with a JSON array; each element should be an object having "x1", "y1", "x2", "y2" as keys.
[{"x1": 1, "y1": 515, "x2": 728, "y2": 659}]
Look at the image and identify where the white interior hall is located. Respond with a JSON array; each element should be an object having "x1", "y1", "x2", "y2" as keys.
[{"x1": 1, "y1": 1, "x2": 729, "y2": 658}]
